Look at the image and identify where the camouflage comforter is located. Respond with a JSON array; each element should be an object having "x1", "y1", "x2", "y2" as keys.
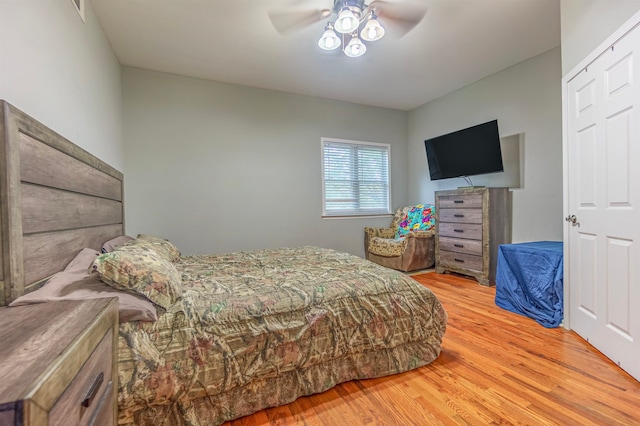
[{"x1": 116, "y1": 246, "x2": 447, "y2": 425}]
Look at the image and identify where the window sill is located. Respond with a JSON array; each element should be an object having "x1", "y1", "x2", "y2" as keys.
[{"x1": 322, "y1": 213, "x2": 393, "y2": 220}]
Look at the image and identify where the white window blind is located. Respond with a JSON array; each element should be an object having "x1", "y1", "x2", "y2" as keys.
[{"x1": 322, "y1": 138, "x2": 391, "y2": 216}]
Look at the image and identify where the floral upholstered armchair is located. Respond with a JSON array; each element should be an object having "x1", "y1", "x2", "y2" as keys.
[{"x1": 364, "y1": 204, "x2": 436, "y2": 272}]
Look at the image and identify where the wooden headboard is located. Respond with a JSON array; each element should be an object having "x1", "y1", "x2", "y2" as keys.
[{"x1": 0, "y1": 101, "x2": 124, "y2": 306}]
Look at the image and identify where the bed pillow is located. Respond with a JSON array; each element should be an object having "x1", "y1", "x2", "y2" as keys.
[
  {"x1": 9, "y1": 248, "x2": 157, "y2": 322},
  {"x1": 133, "y1": 234, "x2": 181, "y2": 262},
  {"x1": 93, "y1": 243, "x2": 182, "y2": 309},
  {"x1": 102, "y1": 235, "x2": 135, "y2": 253}
]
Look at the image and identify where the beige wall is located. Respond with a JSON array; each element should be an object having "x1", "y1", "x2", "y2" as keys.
[
  {"x1": 408, "y1": 47, "x2": 563, "y2": 244},
  {"x1": 3, "y1": 2, "x2": 604, "y2": 256},
  {"x1": 0, "y1": 0, "x2": 123, "y2": 171},
  {"x1": 561, "y1": 0, "x2": 640, "y2": 76},
  {"x1": 122, "y1": 67, "x2": 408, "y2": 257}
]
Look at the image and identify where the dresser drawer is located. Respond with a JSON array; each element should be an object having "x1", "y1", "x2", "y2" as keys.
[
  {"x1": 437, "y1": 194, "x2": 483, "y2": 209},
  {"x1": 438, "y1": 208, "x2": 482, "y2": 224},
  {"x1": 439, "y1": 223, "x2": 482, "y2": 240},
  {"x1": 439, "y1": 236, "x2": 483, "y2": 256},
  {"x1": 439, "y1": 250, "x2": 483, "y2": 272},
  {"x1": 50, "y1": 329, "x2": 113, "y2": 426}
]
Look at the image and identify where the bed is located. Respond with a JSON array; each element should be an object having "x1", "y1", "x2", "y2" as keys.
[{"x1": 0, "y1": 100, "x2": 447, "y2": 425}]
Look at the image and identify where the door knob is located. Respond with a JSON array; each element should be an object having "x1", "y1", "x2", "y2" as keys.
[{"x1": 565, "y1": 214, "x2": 579, "y2": 227}]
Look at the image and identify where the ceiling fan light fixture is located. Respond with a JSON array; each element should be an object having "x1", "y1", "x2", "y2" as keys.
[
  {"x1": 360, "y1": 12, "x2": 385, "y2": 42},
  {"x1": 334, "y1": 7, "x2": 359, "y2": 34},
  {"x1": 318, "y1": 23, "x2": 341, "y2": 50},
  {"x1": 344, "y1": 34, "x2": 366, "y2": 58}
]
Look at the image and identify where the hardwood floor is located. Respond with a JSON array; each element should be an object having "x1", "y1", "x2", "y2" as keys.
[{"x1": 225, "y1": 272, "x2": 640, "y2": 425}]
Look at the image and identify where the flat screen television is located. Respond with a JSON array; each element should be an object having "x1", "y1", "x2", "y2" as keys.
[{"x1": 424, "y1": 120, "x2": 504, "y2": 181}]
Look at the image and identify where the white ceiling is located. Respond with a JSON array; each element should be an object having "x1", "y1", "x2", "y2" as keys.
[{"x1": 92, "y1": 0, "x2": 560, "y2": 111}]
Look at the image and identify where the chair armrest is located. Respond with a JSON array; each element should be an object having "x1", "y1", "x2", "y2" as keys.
[
  {"x1": 364, "y1": 227, "x2": 396, "y2": 260},
  {"x1": 364, "y1": 227, "x2": 396, "y2": 239},
  {"x1": 408, "y1": 230, "x2": 435, "y2": 239}
]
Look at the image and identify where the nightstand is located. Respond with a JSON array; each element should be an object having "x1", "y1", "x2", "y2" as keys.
[{"x1": 0, "y1": 298, "x2": 118, "y2": 425}]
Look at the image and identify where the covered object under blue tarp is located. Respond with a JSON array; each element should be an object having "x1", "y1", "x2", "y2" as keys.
[{"x1": 495, "y1": 241, "x2": 564, "y2": 328}]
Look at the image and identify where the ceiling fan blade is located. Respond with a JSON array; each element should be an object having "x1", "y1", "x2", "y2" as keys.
[
  {"x1": 268, "y1": 8, "x2": 332, "y2": 35},
  {"x1": 368, "y1": 0, "x2": 428, "y2": 37}
]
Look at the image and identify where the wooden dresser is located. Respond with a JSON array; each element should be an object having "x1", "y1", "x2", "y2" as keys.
[
  {"x1": 0, "y1": 298, "x2": 118, "y2": 425},
  {"x1": 435, "y1": 187, "x2": 511, "y2": 285}
]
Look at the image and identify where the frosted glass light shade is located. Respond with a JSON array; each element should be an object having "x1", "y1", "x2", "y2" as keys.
[
  {"x1": 318, "y1": 27, "x2": 341, "y2": 50},
  {"x1": 361, "y1": 16, "x2": 385, "y2": 42},
  {"x1": 344, "y1": 36, "x2": 366, "y2": 57},
  {"x1": 334, "y1": 8, "x2": 359, "y2": 34}
]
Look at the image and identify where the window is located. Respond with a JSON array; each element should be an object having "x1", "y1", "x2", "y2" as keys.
[{"x1": 321, "y1": 138, "x2": 391, "y2": 217}]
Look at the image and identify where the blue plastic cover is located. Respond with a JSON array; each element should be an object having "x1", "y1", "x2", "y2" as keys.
[{"x1": 495, "y1": 241, "x2": 564, "y2": 328}]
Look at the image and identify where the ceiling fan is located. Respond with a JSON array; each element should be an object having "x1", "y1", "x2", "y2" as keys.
[{"x1": 268, "y1": 0, "x2": 428, "y2": 58}]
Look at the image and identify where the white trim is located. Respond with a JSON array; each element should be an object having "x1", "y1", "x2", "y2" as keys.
[
  {"x1": 322, "y1": 214, "x2": 394, "y2": 220},
  {"x1": 561, "y1": 67, "x2": 570, "y2": 331},
  {"x1": 71, "y1": 0, "x2": 85, "y2": 22},
  {"x1": 321, "y1": 137, "x2": 390, "y2": 149},
  {"x1": 320, "y1": 137, "x2": 392, "y2": 217},
  {"x1": 561, "y1": 8, "x2": 640, "y2": 331}
]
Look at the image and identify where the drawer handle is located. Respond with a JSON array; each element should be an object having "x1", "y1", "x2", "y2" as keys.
[
  {"x1": 454, "y1": 244, "x2": 464, "y2": 248},
  {"x1": 454, "y1": 200, "x2": 464, "y2": 204},
  {"x1": 82, "y1": 372, "x2": 104, "y2": 408},
  {"x1": 454, "y1": 258, "x2": 465, "y2": 263},
  {"x1": 453, "y1": 229, "x2": 464, "y2": 233},
  {"x1": 454, "y1": 214, "x2": 464, "y2": 218}
]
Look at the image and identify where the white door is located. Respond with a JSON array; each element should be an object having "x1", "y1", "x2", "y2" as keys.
[{"x1": 566, "y1": 23, "x2": 640, "y2": 381}]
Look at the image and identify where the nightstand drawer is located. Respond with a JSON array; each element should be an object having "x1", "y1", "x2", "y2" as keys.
[
  {"x1": 88, "y1": 381, "x2": 114, "y2": 426},
  {"x1": 438, "y1": 208, "x2": 483, "y2": 224},
  {"x1": 437, "y1": 194, "x2": 483, "y2": 209},
  {"x1": 439, "y1": 250, "x2": 483, "y2": 272},
  {"x1": 0, "y1": 299, "x2": 118, "y2": 426},
  {"x1": 439, "y1": 223, "x2": 482, "y2": 240},
  {"x1": 439, "y1": 236, "x2": 483, "y2": 256},
  {"x1": 50, "y1": 329, "x2": 113, "y2": 426}
]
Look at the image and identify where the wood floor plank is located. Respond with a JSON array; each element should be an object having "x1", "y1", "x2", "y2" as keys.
[
  {"x1": 308, "y1": 388, "x2": 362, "y2": 425},
  {"x1": 223, "y1": 272, "x2": 640, "y2": 425},
  {"x1": 332, "y1": 381, "x2": 377, "y2": 424},
  {"x1": 286, "y1": 395, "x2": 325, "y2": 426}
]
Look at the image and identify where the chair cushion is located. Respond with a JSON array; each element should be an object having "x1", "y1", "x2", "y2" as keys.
[
  {"x1": 368, "y1": 236, "x2": 408, "y2": 257},
  {"x1": 395, "y1": 204, "x2": 435, "y2": 239}
]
